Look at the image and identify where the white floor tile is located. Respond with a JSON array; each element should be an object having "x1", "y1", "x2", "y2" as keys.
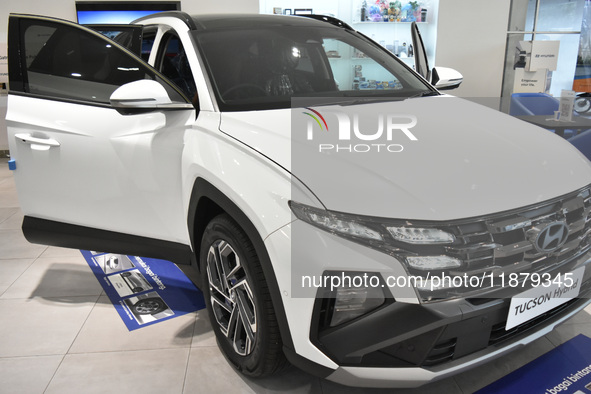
[
  {"x1": 0, "y1": 229, "x2": 47, "y2": 259},
  {"x1": 190, "y1": 308, "x2": 216, "y2": 348},
  {"x1": 39, "y1": 246, "x2": 86, "y2": 259},
  {"x1": 1, "y1": 257, "x2": 102, "y2": 299},
  {"x1": 546, "y1": 322, "x2": 591, "y2": 347},
  {"x1": 0, "y1": 208, "x2": 23, "y2": 229},
  {"x1": 184, "y1": 347, "x2": 324, "y2": 394},
  {"x1": 241, "y1": 366, "x2": 323, "y2": 394},
  {"x1": 45, "y1": 349, "x2": 189, "y2": 394},
  {"x1": 0, "y1": 207, "x2": 19, "y2": 225},
  {"x1": 0, "y1": 355, "x2": 63, "y2": 394},
  {"x1": 183, "y1": 347, "x2": 256, "y2": 394},
  {"x1": 0, "y1": 258, "x2": 35, "y2": 296},
  {"x1": 558, "y1": 305, "x2": 591, "y2": 326},
  {"x1": 0, "y1": 176, "x2": 16, "y2": 193},
  {"x1": 0, "y1": 190, "x2": 20, "y2": 208},
  {"x1": 0, "y1": 296, "x2": 98, "y2": 357}
]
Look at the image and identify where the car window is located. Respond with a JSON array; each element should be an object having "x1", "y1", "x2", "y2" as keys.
[
  {"x1": 141, "y1": 26, "x2": 157, "y2": 62},
  {"x1": 193, "y1": 26, "x2": 431, "y2": 111},
  {"x1": 10, "y1": 18, "x2": 187, "y2": 106},
  {"x1": 84, "y1": 25, "x2": 143, "y2": 56},
  {"x1": 157, "y1": 33, "x2": 197, "y2": 103},
  {"x1": 323, "y1": 38, "x2": 403, "y2": 91}
]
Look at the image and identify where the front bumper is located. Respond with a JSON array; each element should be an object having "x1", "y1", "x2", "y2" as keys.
[
  {"x1": 267, "y1": 218, "x2": 591, "y2": 388},
  {"x1": 321, "y1": 288, "x2": 591, "y2": 388},
  {"x1": 312, "y1": 248, "x2": 591, "y2": 388}
]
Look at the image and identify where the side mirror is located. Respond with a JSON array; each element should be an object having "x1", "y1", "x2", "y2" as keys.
[
  {"x1": 431, "y1": 67, "x2": 463, "y2": 90},
  {"x1": 110, "y1": 80, "x2": 193, "y2": 115}
]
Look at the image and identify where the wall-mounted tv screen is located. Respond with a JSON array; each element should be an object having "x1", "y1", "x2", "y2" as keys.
[{"x1": 76, "y1": 1, "x2": 181, "y2": 24}]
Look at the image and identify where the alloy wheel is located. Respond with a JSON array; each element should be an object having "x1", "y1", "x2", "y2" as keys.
[{"x1": 206, "y1": 239, "x2": 257, "y2": 356}]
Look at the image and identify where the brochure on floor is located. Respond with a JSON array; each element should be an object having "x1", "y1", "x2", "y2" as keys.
[{"x1": 81, "y1": 250, "x2": 205, "y2": 330}]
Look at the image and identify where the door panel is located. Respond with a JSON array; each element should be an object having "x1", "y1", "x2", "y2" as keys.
[{"x1": 7, "y1": 14, "x2": 195, "y2": 245}]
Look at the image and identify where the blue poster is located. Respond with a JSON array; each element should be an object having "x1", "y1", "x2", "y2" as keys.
[
  {"x1": 477, "y1": 334, "x2": 591, "y2": 394},
  {"x1": 81, "y1": 250, "x2": 205, "y2": 330}
]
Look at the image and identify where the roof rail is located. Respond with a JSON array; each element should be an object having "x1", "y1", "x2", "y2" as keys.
[
  {"x1": 298, "y1": 14, "x2": 353, "y2": 30},
  {"x1": 132, "y1": 11, "x2": 197, "y2": 30}
]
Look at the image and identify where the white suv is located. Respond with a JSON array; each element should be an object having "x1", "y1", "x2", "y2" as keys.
[{"x1": 6, "y1": 12, "x2": 591, "y2": 388}]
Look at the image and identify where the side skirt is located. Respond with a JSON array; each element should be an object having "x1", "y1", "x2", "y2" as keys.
[{"x1": 22, "y1": 216, "x2": 193, "y2": 265}]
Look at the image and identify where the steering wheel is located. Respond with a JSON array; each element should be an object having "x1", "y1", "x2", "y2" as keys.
[{"x1": 222, "y1": 83, "x2": 267, "y2": 100}]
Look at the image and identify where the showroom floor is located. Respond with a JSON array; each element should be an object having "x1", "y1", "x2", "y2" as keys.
[{"x1": 0, "y1": 156, "x2": 590, "y2": 394}]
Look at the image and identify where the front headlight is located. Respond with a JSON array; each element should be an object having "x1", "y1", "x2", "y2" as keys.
[
  {"x1": 387, "y1": 227, "x2": 456, "y2": 244},
  {"x1": 406, "y1": 255, "x2": 461, "y2": 271},
  {"x1": 305, "y1": 208, "x2": 383, "y2": 241},
  {"x1": 290, "y1": 201, "x2": 461, "y2": 302}
]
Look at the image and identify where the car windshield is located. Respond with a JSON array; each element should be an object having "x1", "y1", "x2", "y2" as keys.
[{"x1": 192, "y1": 23, "x2": 433, "y2": 111}]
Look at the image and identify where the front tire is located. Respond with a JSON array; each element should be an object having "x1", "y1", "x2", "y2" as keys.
[{"x1": 200, "y1": 213, "x2": 286, "y2": 377}]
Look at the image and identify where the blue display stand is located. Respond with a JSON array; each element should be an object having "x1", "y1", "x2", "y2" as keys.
[{"x1": 477, "y1": 334, "x2": 591, "y2": 394}]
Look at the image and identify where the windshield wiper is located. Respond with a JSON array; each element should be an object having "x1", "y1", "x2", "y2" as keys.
[
  {"x1": 405, "y1": 90, "x2": 440, "y2": 99},
  {"x1": 292, "y1": 91, "x2": 439, "y2": 108}
]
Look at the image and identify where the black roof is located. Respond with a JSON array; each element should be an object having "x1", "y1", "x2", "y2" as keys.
[
  {"x1": 133, "y1": 11, "x2": 349, "y2": 31},
  {"x1": 193, "y1": 13, "x2": 346, "y2": 30}
]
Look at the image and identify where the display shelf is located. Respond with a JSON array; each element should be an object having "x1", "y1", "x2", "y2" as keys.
[{"x1": 352, "y1": 21, "x2": 427, "y2": 24}]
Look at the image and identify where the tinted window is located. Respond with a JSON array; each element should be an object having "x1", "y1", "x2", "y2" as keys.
[
  {"x1": 323, "y1": 38, "x2": 403, "y2": 91},
  {"x1": 158, "y1": 34, "x2": 197, "y2": 102},
  {"x1": 193, "y1": 26, "x2": 432, "y2": 111},
  {"x1": 141, "y1": 27, "x2": 157, "y2": 62},
  {"x1": 84, "y1": 25, "x2": 143, "y2": 56},
  {"x1": 12, "y1": 18, "x2": 187, "y2": 105}
]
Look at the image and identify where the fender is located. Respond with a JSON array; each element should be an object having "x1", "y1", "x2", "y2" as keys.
[{"x1": 186, "y1": 177, "x2": 296, "y2": 352}]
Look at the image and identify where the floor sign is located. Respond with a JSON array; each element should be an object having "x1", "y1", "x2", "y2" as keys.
[
  {"x1": 81, "y1": 250, "x2": 205, "y2": 330},
  {"x1": 477, "y1": 334, "x2": 591, "y2": 394}
]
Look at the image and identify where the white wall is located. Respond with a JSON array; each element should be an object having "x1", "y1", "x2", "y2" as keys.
[{"x1": 435, "y1": 0, "x2": 511, "y2": 98}]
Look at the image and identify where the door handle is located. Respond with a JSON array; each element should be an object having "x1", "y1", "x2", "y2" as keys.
[{"x1": 15, "y1": 133, "x2": 60, "y2": 151}]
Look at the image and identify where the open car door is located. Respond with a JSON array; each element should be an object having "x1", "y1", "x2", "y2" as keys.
[
  {"x1": 6, "y1": 14, "x2": 195, "y2": 262},
  {"x1": 410, "y1": 21, "x2": 430, "y2": 82}
]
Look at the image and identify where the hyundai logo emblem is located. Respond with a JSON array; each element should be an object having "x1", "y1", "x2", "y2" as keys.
[{"x1": 535, "y1": 222, "x2": 569, "y2": 253}]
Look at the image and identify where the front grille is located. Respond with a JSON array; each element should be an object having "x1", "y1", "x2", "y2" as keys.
[{"x1": 412, "y1": 185, "x2": 591, "y2": 300}]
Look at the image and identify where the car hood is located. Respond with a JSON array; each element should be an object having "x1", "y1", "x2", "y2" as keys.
[{"x1": 219, "y1": 96, "x2": 591, "y2": 220}]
